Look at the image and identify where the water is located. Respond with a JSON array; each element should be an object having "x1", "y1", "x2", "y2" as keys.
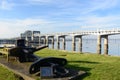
[
  {"x1": 0, "y1": 38, "x2": 120, "y2": 56},
  {"x1": 48, "y1": 39, "x2": 120, "y2": 56}
]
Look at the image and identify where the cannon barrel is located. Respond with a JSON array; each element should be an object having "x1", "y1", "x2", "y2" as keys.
[
  {"x1": 8, "y1": 45, "x2": 48, "y2": 62},
  {"x1": 31, "y1": 45, "x2": 48, "y2": 53},
  {"x1": 9, "y1": 45, "x2": 48, "y2": 56}
]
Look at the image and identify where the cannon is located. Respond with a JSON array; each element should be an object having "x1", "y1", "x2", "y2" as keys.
[
  {"x1": 8, "y1": 39, "x2": 69, "y2": 77},
  {"x1": 8, "y1": 39, "x2": 48, "y2": 62},
  {"x1": 9, "y1": 45, "x2": 48, "y2": 62}
]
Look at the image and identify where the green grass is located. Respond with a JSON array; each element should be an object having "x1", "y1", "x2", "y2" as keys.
[
  {"x1": 0, "y1": 49, "x2": 21, "y2": 80},
  {"x1": 35, "y1": 48, "x2": 120, "y2": 80},
  {"x1": 0, "y1": 66, "x2": 20, "y2": 80}
]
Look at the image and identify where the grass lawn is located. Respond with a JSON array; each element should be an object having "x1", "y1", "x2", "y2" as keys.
[
  {"x1": 35, "y1": 48, "x2": 120, "y2": 80},
  {"x1": 0, "y1": 66, "x2": 20, "y2": 80}
]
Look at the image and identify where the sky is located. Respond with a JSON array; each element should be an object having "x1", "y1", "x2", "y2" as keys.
[{"x1": 0, "y1": 0, "x2": 120, "y2": 38}]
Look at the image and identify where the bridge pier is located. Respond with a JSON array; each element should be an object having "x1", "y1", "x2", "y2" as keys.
[
  {"x1": 103, "y1": 35, "x2": 108, "y2": 55},
  {"x1": 97, "y1": 35, "x2": 109, "y2": 55},
  {"x1": 51, "y1": 37, "x2": 54, "y2": 49},
  {"x1": 72, "y1": 36, "x2": 82, "y2": 53},
  {"x1": 48, "y1": 36, "x2": 54, "y2": 49},
  {"x1": 62, "y1": 36, "x2": 66, "y2": 50},
  {"x1": 57, "y1": 36, "x2": 66, "y2": 50},
  {"x1": 40, "y1": 38, "x2": 44, "y2": 45},
  {"x1": 31, "y1": 34, "x2": 35, "y2": 47},
  {"x1": 57, "y1": 36, "x2": 60, "y2": 50},
  {"x1": 97, "y1": 35, "x2": 101, "y2": 54},
  {"x1": 46, "y1": 36, "x2": 49, "y2": 46},
  {"x1": 25, "y1": 36, "x2": 29, "y2": 46},
  {"x1": 78, "y1": 36, "x2": 82, "y2": 53},
  {"x1": 72, "y1": 36, "x2": 76, "y2": 51},
  {"x1": 43, "y1": 37, "x2": 47, "y2": 45},
  {"x1": 39, "y1": 37, "x2": 41, "y2": 46},
  {"x1": 40, "y1": 36, "x2": 46, "y2": 45}
]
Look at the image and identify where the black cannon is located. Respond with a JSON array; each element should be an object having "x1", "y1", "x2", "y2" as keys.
[
  {"x1": 9, "y1": 45, "x2": 47, "y2": 62},
  {"x1": 8, "y1": 39, "x2": 48, "y2": 62},
  {"x1": 9, "y1": 39, "x2": 69, "y2": 77}
]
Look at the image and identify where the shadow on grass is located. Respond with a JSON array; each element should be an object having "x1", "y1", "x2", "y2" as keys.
[
  {"x1": 66, "y1": 64, "x2": 91, "y2": 80},
  {"x1": 66, "y1": 60, "x2": 100, "y2": 80},
  {"x1": 79, "y1": 72, "x2": 91, "y2": 80},
  {"x1": 68, "y1": 60, "x2": 99, "y2": 64}
]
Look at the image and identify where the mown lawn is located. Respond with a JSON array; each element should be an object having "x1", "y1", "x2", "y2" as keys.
[
  {"x1": 0, "y1": 49, "x2": 21, "y2": 80},
  {"x1": 0, "y1": 66, "x2": 20, "y2": 80},
  {"x1": 35, "y1": 48, "x2": 120, "y2": 80}
]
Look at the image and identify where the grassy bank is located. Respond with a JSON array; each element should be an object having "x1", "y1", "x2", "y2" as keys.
[
  {"x1": 35, "y1": 48, "x2": 120, "y2": 80},
  {"x1": 0, "y1": 49, "x2": 21, "y2": 80},
  {"x1": 0, "y1": 66, "x2": 20, "y2": 80}
]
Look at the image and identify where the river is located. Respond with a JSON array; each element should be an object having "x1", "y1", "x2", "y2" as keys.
[{"x1": 49, "y1": 39, "x2": 120, "y2": 56}]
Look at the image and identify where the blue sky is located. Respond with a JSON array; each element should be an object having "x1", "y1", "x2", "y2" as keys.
[{"x1": 0, "y1": 0, "x2": 120, "y2": 38}]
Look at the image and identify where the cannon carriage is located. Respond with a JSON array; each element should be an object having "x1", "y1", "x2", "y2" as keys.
[{"x1": 0, "y1": 39, "x2": 69, "y2": 77}]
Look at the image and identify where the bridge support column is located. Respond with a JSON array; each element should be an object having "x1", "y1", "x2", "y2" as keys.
[
  {"x1": 78, "y1": 36, "x2": 82, "y2": 53},
  {"x1": 31, "y1": 34, "x2": 34, "y2": 47},
  {"x1": 46, "y1": 36, "x2": 49, "y2": 47},
  {"x1": 97, "y1": 35, "x2": 101, "y2": 54},
  {"x1": 41, "y1": 38, "x2": 44, "y2": 45},
  {"x1": 25, "y1": 36, "x2": 29, "y2": 46},
  {"x1": 62, "y1": 36, "x2": 66, "y2": 50},
  {"x1": 104, "y1": 35, "x2": 108, "y2": 55},
  {"x1": 42, "y1": 37, "x2": 46, "y2": 45},
  {"x1": 39, "y1": 37, "x2": 41, "y2": 46},
  {"x1": 72, "y1": 36, "x2": 76, "y2": 51},
  {"x1": 51, "y1": 37, "x2": 54, "y2": 49},
  {"x1": 57, "y1": 36, "x2": 60, "y2": 50}
]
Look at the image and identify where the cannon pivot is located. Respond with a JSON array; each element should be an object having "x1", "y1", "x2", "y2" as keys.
[{"x1": 29, "y1": 57, "x2": 69, "y2": 77}]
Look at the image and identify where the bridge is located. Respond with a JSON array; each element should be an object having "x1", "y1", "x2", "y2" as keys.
[
  {"x1": 0, "y1": 39, "x2": 16, "y2": 48},
  {"x1": 21, "y1": 29, "x2": 120, "y2": 55}
]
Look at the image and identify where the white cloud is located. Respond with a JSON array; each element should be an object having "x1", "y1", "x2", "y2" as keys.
[
  {"x1": 81, "y1": 0, "x2": 119, "y2": 14},
  {"x1": 0, "y1": 18, "x2": 53, "y2": 38},
  {"x1": 74, "y1": 14, "x2": 120, "y2": 30},
  {"x1": 1, "y1": 15, "x2": 120, "y2": 38},
  {"x1": 28, "y1": 0, "x2": 119, "y2": 17},
  {"x1": 26, "y1": 0, "x2": 80, "y2": 8},
  {"x1": 0, "y1": 0, "x2": 15, "y2": 10}
]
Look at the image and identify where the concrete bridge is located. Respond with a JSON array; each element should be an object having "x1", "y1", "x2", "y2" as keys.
[
  {"x1": 0, "y1": 39, "x2": 16, "y2": 48},
  {"x1": 21, "y1": 29, "x2": 120, "y2": 55}
]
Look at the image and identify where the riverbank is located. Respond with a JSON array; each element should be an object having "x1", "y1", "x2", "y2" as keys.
[{"x1": 35, "y1": 48, "x2": 120, "y2": 80}]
